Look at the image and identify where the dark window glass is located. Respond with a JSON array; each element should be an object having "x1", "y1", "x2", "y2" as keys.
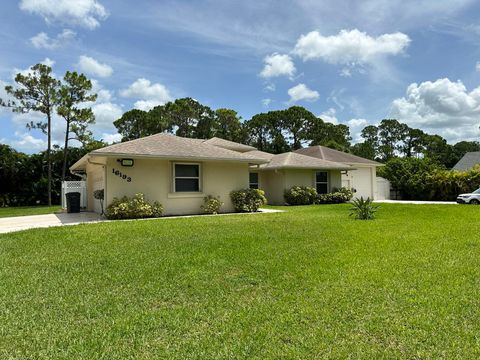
[
  {"x1": 175, "y1": 164, "x2": 199, "y2": 177},
  {"x1": 316, "y1": 183, "x2": 328, "y2": 194},
  {"x1": 249, "y1": 172, "x2": 258, "y2": 184},
  {"x1": 175, "y1": 179, "x2": 199, "y2": 192},
  {"x1": 250, "y1": 184, "x2": 259, "y2": 189},
  {"x1": 316, "y1": 171, "x2": 328, "y2": 182}
]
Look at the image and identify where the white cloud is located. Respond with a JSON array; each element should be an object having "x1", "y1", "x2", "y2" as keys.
[
  {"x1": 101, "y1": 133, "x2": 122, "y2": 144},
  {"x1": 264, "y1": 83, "x2": 276, "y2": 92},
  {"x1": 30, "y1": 29, "x2": 75, "y2": 49},
  {"x1": 293, "y1": 29, "x2": 410, "y2": 66},
  {"x1": 77, "y1": 55, "x2": 113, "y2": 78},
  {"x1": 261, "y1": 98, "x2": 272, "y2": 107},
  {"x1": 390, "y1": 78, "x2": 480, "y2": 142},
  {"x1": 319, "y1": 108, "x2": 338, "y2": 124},
  {"x1": 287, "y1": 83, "x2": 319, "y2": 102},
  {"x1": 476, "y1": 62, "x2": 480, "y2": 72},
  {"x1": 10, "y1": 132, "x2": 47, "y2": 152},
  {"x1": 19, "y1": 0, "x2": 108, "y2": 29},
  {"x1": 260, "y1": 53, "x2": 296, "y2": 79},
  {"x1": 91, "y1": 102, "x2": 123, "y2": 129},
  {"x1": 120, "y1": 78, "x2": 172, "y2": 111}
]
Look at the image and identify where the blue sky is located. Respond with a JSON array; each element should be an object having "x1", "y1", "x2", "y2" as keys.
[{"x1": 2, "y1": 0, "x2": 480, "y2": 153}]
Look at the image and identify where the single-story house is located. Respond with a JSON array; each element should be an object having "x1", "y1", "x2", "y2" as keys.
[
  {"x1": 452, "y1": 151, "x2": 480, "y2": 171},
  {"x1": 294, "y1": 146, "x2": 382, "y2": 199},
  {"x1": 70, "y1": 134, "x2": 382, "y2": 214}
]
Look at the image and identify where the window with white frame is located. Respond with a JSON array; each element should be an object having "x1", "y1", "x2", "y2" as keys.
[
  {"x1": 174, "y1": 163, "x2": 200, "y2": 192},
  {"x1": 249, "y1": 172, "x2": 259, "y2": 189},
  {"x1": 316, "y1": 171, "x2": 328, "y2": 194}
]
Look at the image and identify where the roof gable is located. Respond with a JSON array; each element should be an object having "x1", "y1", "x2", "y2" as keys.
[
  {"x1": 452, "y1": 151, "x2": 480, "y2": 171},
  {"x1": 90, "y1": 133, "x2": 267, "y2": 163},
  {"x1": 295, "y1": 146, "x2": 381, "y2": 166},
  {"x1": 258, "y1": 152, "x2": 353, "y2": 170}
]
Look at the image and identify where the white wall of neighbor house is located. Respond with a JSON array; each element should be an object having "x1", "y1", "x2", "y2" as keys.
[
  {"x1": 102, "y1": 157, "x2": 249, "y2": 215},
  {"x1": 341, "y1": 165, "x2": 376, "y2": 199},
  {"x1": 257, "y1": 169, "x2": 343, "y2": 205}
]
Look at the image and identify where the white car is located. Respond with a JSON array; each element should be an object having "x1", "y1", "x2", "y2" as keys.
[{"x1": 457, "y1": 188, "x2": 480, "y2": 204}]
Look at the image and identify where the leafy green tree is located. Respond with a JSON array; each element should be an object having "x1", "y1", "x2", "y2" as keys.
[
  {"x1": 213, "y1": 108, "x2": 244, "y2": 142},
  {"x1": 423, "y1": 134, "x2": 455, "y2": 168},
  {"x1": 1, "y1": 63, "x2": 60, "y2": 205},
  {"x1": 309, "y1": 118, "x2": 351, "y2": 151},
  {"x1": 244, "y1": 113, "x2": 273, "y2": 152},
  {"x1": 163, "y1": 98, "x2": 214, "y2": 138},
  {"x1": 57, "y1": 71, "x2": 97, "y2": 181},
  {"x1": 114, "y1": 109, "x2": 150, "y2": 141},
  {"x1": 281, "y1": 106, "x2": 316, "y2": 150},
  {"x1": 351, "y1": 142, "x2": 376, "y2": 160},
  {"x1": 377, "y1": 119, "x2": 407, "y2": 161}
]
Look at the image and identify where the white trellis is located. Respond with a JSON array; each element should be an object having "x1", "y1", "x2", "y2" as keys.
[{"x1": 61, "y1": 181, "x2": 87, "y2": 209}]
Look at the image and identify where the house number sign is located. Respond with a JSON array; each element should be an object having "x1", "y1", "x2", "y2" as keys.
[{"x1": 112, "y1": 168, "x2": 132, "y2": 182}]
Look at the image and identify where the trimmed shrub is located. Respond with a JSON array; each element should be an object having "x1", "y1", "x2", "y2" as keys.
[
  {"x1": 201, "y1": 195, "x2": 223, "y2": 214},
  {"x1": 230, "y1": 188, "x2": 267, "y2": 212},
  {"x1": 284, "y1": 186, "x2": 317, "y2": 205},
  {"x1": 105, "y1": 193, "x2": 163, "y2": 220},
  {"x1": 93, "y1": 189, "x2": 104, "y2": 215},
  {"x1": 349, "y1": 197, "x2": 379, "y2": 220},
  {"x1": 316, "y1": 187, "x2": 354, "y2": 204}
]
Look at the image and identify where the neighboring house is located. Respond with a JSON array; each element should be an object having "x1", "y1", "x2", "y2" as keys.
[
  {"x1": 294, "y1": 146, "x2": 382, "y2": 199},
  {"x1": 452, "y1": 151, "x2": 480, "y2": 171},
  {"x1": 70, "y1": 134, "x2": 382, "y2": 214}
]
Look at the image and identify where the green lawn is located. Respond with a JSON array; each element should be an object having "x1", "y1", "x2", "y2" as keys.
[
  {"x1": 0, "y1": 205, "x2": 62, "y2": 218},
  {"x1": 1, "y1": 204, "x2": 479, "y2": 358}
]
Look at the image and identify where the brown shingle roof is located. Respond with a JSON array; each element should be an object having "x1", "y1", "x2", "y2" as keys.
[
  {"x1": 90, "y1": 133, "x2": 267, "y2": 163},
  {"x1": 295, "y1": 146, "x2": 382, "y2": 165},
  {"x1": 202, "y1": 137, "x2": 256, "y2": 152},
  {"x1": 257, "y1": 152, "x2": 353, "y2": 171}
]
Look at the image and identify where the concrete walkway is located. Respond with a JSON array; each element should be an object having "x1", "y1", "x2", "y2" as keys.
[
  {"x1": 374, "y1": 200, "x2": 457, "y2": 205},
  {"x1": 0, "y1": 208, "x2": 284, "y2": 234},
  {"x1": 0, "y1": 212, "x2": 103, "y2": 234}
]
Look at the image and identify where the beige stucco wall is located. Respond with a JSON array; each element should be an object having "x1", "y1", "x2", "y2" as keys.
[
  {"x1": 341, "y1": 165, "x2": 376, "y2": 199},
  {"x1": 256, "y1": 169, "x2": 343, "y2": 205},
  {"x1": 102, "y1": 157, "x2": 249, "y2": 215},
  {"x1": 86, "y1": 161, "x2": 105, "y2": 212}
]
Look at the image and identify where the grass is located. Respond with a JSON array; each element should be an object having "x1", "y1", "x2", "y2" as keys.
[
  {"x1": 0, "y1": 205, "x2": 62, "y2": 218},
  {"x1": 1, "y1": 203, "x2": 480, "y2": 358}
]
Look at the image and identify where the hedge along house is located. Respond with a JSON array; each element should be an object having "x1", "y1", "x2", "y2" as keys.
[
  {"x1": 294, "y1": 146, "x2": 382, "y2": 200},
  {"x1": 247, "y1": 150, "x2": 354, "y2": 205},
  {"x1": 69, "y1": 134, "x2": 268, "y2": 215}
]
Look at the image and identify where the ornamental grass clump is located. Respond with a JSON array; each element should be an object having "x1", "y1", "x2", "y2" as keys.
[
  {"x1": 349, "y1": 197, "x2": 379, "y2": 220},
  {"x1": 230, "y1": 188, "x2": 267, "y2": 212},
  {"x1": 105, "y1": 193, "x2": 163, "y2": 220},
  {"x1": 200, "y1": 195, "x2": 223, "y2": 214}
]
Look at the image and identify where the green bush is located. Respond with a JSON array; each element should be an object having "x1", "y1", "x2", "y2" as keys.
[
  {"x1": 201, "y1": 195, "x2": 223, "y2": 214},
  {"x1": 230, "y1": 189, "x2": 267, "y2": 212},
  {"x1": 105, "y1": 193, "x2": 163, "y2": 220},
  {"x1": 349, "y1": 197, "x2": 379, "y2": 220},
  {"x1": 284, "y1": 186, "x2": 317, "y2": 205},
  {"x1": 316, "y1": 187, "x2": 354, "y2": 204},
  {"x1": 379, "y1": 158, "x2": 480, "y2": 201}
]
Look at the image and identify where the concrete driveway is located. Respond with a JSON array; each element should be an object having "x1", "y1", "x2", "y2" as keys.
[
  {"x1": 374, "y1": 200, "x2": 457, "y2": 205},
  {"x1": 0, "y1": 212, "x2": 103, "y2": 234}
]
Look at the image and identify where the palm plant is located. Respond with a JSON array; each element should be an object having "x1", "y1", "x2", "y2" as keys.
[{"x1": 349, "y1": 197, "x2": 379, "y2": 220}]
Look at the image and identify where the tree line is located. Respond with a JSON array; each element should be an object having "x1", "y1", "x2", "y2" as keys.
[{"x1": 114, "y1": 98, "x2": 351, "y2": 153}]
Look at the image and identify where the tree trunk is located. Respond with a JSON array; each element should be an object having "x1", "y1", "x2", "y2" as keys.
[
  {"x1": 61, "y1": 119, "x2": 70, "y2": 182},
  {"x1": 47, "y1": 112, "x2": 52, "y2": 206}
]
